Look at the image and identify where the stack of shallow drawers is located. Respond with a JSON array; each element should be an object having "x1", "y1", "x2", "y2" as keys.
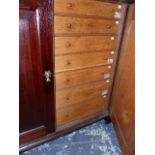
[{"x1": 54, "y1": 0, "x2": 126, "y2": 126}]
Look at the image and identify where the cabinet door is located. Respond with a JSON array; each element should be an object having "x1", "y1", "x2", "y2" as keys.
[
  {"x1": 19, "y1": 0, "x2": 55, "y2": 145},
  {"x1": 110, "y1": 4, "x2": 135, "y2": 155}
]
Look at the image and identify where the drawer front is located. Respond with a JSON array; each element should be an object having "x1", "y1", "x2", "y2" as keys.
[
  {"x1": 56, "y1": 96, "x2": 106, "y2": 126},
  {"x1": 54, "y1": 16, "x2": 121, "y2": 35},
  {"x1": 55, "y1": 51, "x2": 114, "y2": 72},
  {"x1": 56, "y1": 80, "x2": 108, "y2": 109},
  {"x1": 56, "y1": 66, "x2": 111, "y2": 90},
  {"x1": 55, "y1": 36, "x2": 118, "y2": 55},
  {"x1": 54, "y1": 0, "x2": 125, "y2": 20}
]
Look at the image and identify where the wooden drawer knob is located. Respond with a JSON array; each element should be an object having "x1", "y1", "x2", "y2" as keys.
[
  {"x1": 66, "y1": 97, "x2": 70, "y2": 101},
  {"x1": 66, "y1": 23, "x2": 72, "y2": 29},
  {"x1": 65, "y1": 42, "x2": 71, "y2": 48},
  {"x1": 67, "y1": 2, "x2": 73, "y2": 8},
  {"x1": 106, "y1": 25, "x2": 112, "y2": 29},
  {"x1": 65, "y1": 114, "x2": 69, "y2": 118},
  {"x1": 67, "y1": 60, "x2": 71, "y2": 65},
  {"x1": 66, "y1": 78, "x2": 70, "y2": 83},
  {"x1": 96, "y1": 103, "x2": 99, "y2": 107}
]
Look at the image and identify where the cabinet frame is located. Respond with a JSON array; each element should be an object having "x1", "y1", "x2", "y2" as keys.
[{"x1": 19, "y1": 0, "x2": 129, "y2": 152}]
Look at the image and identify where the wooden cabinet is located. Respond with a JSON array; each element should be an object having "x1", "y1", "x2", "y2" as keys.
[
  {"x1": 20, "y1": 0, "x2": 134, "y2": 153},
  {"x1": 19, "y1": 0, "x2": 55, "y2": 147},
  {"x1": 54, "y1": 1, "x2": 127, "y2": 127},
  {"x1": 110, "y1": 4, "x2": 135, "y2": 155}
]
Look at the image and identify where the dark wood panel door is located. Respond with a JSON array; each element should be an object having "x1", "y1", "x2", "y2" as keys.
[
  {"x1": 19, "y1": 0, "x2": 55, "y2": 145},
  {"x1": 110, "y1": 4, "x2": 135, "y2": 155}
]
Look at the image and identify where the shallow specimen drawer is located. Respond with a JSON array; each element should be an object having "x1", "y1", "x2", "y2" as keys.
[
  {"x1": 56, "y1": 80, "x2": 108, "y2": 109},
  {"x1": 54, "y1": 0, "x2": 125, "y2": 20},
  {"x1": 55, "y1": 36, "x2": 118, "y2": 55},
  {"x1": 56, "y1": 96, "x2": 106, "y2": 126},
  {"x1": 55, "y1": 51, "x2": 114, "y2": 72},
  {"x1": 54, "y1": 16, "x2": 122, "y2": 35},
  {"x1": 56, "y1": 66, "x2": 111, "y2": 90}
]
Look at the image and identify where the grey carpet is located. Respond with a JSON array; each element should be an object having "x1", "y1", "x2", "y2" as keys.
[{"x1": 21, "y1": 120, "x2": 122, "y2": 155}]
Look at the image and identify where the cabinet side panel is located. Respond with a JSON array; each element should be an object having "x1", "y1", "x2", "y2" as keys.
[{"x1": 110, "y1": 4, "x2": 135, "y2": 155}]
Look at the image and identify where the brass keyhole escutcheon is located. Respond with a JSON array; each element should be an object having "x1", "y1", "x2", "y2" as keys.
[{"x1": 44, "y1": 70, "x2": 52, "y2": 83}]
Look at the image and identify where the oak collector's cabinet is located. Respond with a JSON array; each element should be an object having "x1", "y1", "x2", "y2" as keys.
[{"x1": 20, "y1": 0, "x2": 134, "y2": 154}]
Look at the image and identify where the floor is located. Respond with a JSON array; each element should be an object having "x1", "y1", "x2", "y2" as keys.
[{"x1": 21, "y1": 120, "x2": 122, "y2": 155}]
